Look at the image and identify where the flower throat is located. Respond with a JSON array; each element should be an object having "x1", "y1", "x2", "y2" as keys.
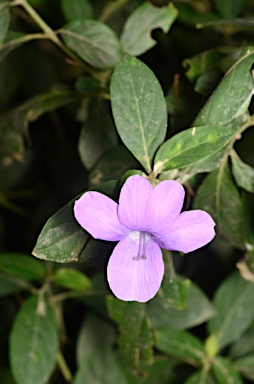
[{"x1": 133, "y1": 231, "x2": 147, "y2": 261}]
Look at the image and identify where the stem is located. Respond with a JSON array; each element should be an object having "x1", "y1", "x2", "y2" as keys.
[
  {"x1": 51, "y1": 289, "x2": 106, "y2": 304},
  {"x1": 11, "y1": 0, "x2": 106, "y2": 82},
  {"x1": 57, "y1": 351, "x2": 72, "y2": 383}
]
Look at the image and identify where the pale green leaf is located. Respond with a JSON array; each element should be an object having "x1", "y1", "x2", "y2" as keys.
[
  {"x1": 53, "y1": 268, "x2": 91, "y2": 290},
  {"x1": 120, "y1": 2, "x2": 177, "y2": 56},
  {"x1": 231, "y1": 150, "x2": 254, "y2": 193},
  {"x1": 212, "y1": 357, "x2": 243, "y2": 384},
  {"x1": 154, "y1": 125, "x2": 234, "y2": 174}
]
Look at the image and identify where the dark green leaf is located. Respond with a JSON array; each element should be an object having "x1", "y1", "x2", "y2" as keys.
[
  {"x1": 155, "y1": 327, "x2": 205, "y2": 362},
  {"x1": 53, "y1": 268, "x2": 91, "y2": 290},
  {"x1": 154, "y1": 125, "x2": 234, "y2": 174},
  {"x1": 89, "y1": 145, "x2": 138, "y2": 186},
  {"x1": 61, "y1": 0, "x2": 93, "y2": 21},
  {"x1": 0, "y1": 90, "x2": 80, "y2": 161},
  {"x1": 0, "y1": 272, "x2": 21, "y2": 296},
  {"x1": 111, "y1": 54, "x2": 167, "y2": 172},
  {"x1": 0, "y1": 253, "x2": 45, "y2": 280},
  {"x1": 10, "y1": 296, "x2": 59, "y2": 384},
  {"x1": 234, "y1": 355, "x2": 254, "y2": 381},
  {"x1": 147, "y1": 281, "x2": 215, "y2": 329},
  {"x1": 61, "y1": 20, "x2": 122, "y2": 69},
  {"x1": 184, "y1": 371, "x2": 216, "y2": 384},
  {"x1": 212, "y1": 357, "x2": 243, "y2": 384},
  {"x1": 194, "y1": 47, "x2": 254, "y2": 127},
  {"x1": 78, "y1": 102, "x2": 118, "y2": 170},
  {"x1": 229, "y1": 326, "x2": 254, "y2": 359},
  {"x1": 76, "y1": 313, "x2": 116, "y2": 365},
  {"x1": 0, "y1": 0, "x2": 10, "y2": 44},
  {"x1": 208, "y1": 272, "x2": 254, "y2": 350},
  {"x1": 194, "y1": 162, "x2": 246, "y2": 249},
  {"x1": 32, "y1": 181, "x2": 117, "y2": 263},
  {"x1": 231, "y1": 150, "x2": 254, "y2": 193},
  {"x1": 214, "y1": 0, "x2": 245, "y2": 18},
  {"x1": 120, "y1": 2, "x2": 177, "y2": 56}
]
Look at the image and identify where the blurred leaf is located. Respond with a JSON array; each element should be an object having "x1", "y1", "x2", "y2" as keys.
[
  {"x1": 107, "y1": 298, "x2": 154, "y2": 373},
  {"x1": 194, "y1": 47, "x2": 254, "y2": 127},
  {"x1": 75, "y1": 76, "x2": 106, "y2": 96},
  {"x1": 0, "y1": 0, "x2": 10, "y2": 44},
  {"x1": 61, "y1": 0, "x2": 93, "y2": 21},
  {"x1": 155, "y1": 327, "x2": 206, "y2": 363},
  {"x1": 0, "y1": 367, "x2": 14, "y2": 384},
  {"x1": 0, "y1": 272, "x2": 21, "y2": 296},
  {"x1": 176, "y1": 3, "x2": 218, "y2": 27},
  {"x1": 120, "y1": 2, "x2": 177, "y2": 56},
  {"x1": 231, "y1": 150, "x2": 254, "y2": 193},
  {"x1": 212, "y1": 357, "x2": 243, "y2": 384},
  {"x1": 0, "y1": 90, "x2": 80, "y2": 161},
  {"x1": 53, "y1": 268, "x2": 91, "y2": 290},
  {"x1": 208, "y1": 272, "x2": 254, "y2": 350},
  {"x1": 76, "y1": 313, "x2": 116, "y2": 366},
  {"x1": 78, "y1": 102, "x2": 118, "y2": 170},
  {"x1": 194, "y1": 162, "x2": 245, "y2": 249},
  {"x1": 10, "y1": 296, "x2": 59, "y2": 384},
  {"x1": 229, "y1": 326, "x2": 254, "y2": 359},
  {"x1": 61, "y1": 20, "x2": 122, "y2": 69},
  {"x1": 234, "y1": 355, "x2": 254, "y2": 381},
  {"x1": 89, "y1": 145, "x2": 138, "y2": 186},
  {"x1": 73, "y1": 348, "x2": 128, "y2": 384},
  {"x1": 154, "y1": 125, "x2": 234, "y2": 174},
  {"x1": 147, "y1": 281, "x2": 215, "y2": 329},
  {"x1": 214, "y1": 0, "x2": 245, "y2": 18},
  {"x1": 32, "y1": 180, "x2": 117, "y2": 263},
  {"x1": 0, "y1": 253, "x2": 45, "y2": 280},
  {"x1": 111, "y1": 54, "x2": 167, "y2": 173},
  {"x1": 184, "y1": 371, "x2": 216, "y2": 384}
]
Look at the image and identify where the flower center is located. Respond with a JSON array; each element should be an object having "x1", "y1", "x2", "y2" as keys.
[{"x1": 133, "y1": 231, "x2": 149, "y2": 261}]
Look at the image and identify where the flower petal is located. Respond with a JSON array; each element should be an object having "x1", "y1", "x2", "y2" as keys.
[
  {"x1": 150, "y1": 180, "x2": 185, "y2": 235},
  {"x1": 158, "y1": 210, "x2": 216, "y2": 253},
  {"x1": 107, "y1": 235, "x2": 164, "y2": 302},
  {"x1": 118, "y1": 175, "x2": 153, "y2": 231},
  {"x1": 74, "y1": 192, "x2": 127, "y2": 241}
]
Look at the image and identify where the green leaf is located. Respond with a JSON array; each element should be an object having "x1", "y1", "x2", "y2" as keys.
[
  {"x1": 155, "y1": 327, "x2": 206, "y2": 363},
  {"x1": 194, "y1": 162, "x2": 245, "y2": 249},
  {"x1": 234, "y1": 355, "x2": 254, "y2": 381},
  {"x1": 229, "y1": 326, "x2": 254, "y2": 359},
  {"x1": 73, "y1": 349, "x2": 128, "y2": 384},
  {"x1": 147, "y1": 281, "x2": 215, "y2": 329},
  {"x1": 10, "y1": 296, "x2": 59, "y2": 384},
  {"x1": 76, "y1": 313, "x2": 116, "y2": 366},
  {"x1": 194, "y1": 47, "x2": 254, "y2": 127},
  {"x1": 53, "y1": 268, "x2": 91, "y2": 290},
  {"x1": 231, "y1": 150, "x2": 254, "y2": 193},
  {"x1": 208, "y1": 272, "x2": 254, "y2": 350},
  {"x1": 184, "y1": 371, "x2": 216, "y2": 384},
  {"x1": 89, "y1": 145, "x2": 138, "y2": 186},
  {"x1": 60, "y1": 20, "x2": 122, "y2": 69},
  {"x1": 0, "y1": 272, "x2": 21, "y2": 296},
  {"x1": 154, "y1": 125, "x2": 234, "y2": 174},
  {"x1": 212, "y1": 357, "x2": 243, "y2": 384},
  {"x1": 107, "y1": 298, "x2": 154, "y2": 373},
  {"x1": 158, "y1": 275, "x2": 191, "y2": 310},
  {"x1": 214, "y1": 0, "x2": 245, "y2": 18},
  {"x1": 120, "y1": 2, "x2": 177, "y2": 56},
  {"x1": 78, "y1": 102, "x2": 118, "y2": 170},
  {"x1": 61, "y1": 0, "x2": 93, "y2": 21},
  {"x1": 0, "y1": 253, "x2": 45, "y2": 280},
  {"x1": 0, "y1": 90, "x2": 80, "y2": 161},
  {"x1": 111, "y1": 54, "x2": 167, "y2": 172},
  {"x1": 32, "y1": 180, "x2": 117, "y2": 263},
  {"x1": 0, "y1": 0, "x2": 10, "y2": 44}
]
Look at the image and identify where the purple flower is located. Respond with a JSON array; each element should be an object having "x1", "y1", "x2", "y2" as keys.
[{"x1": 74, "y1": 175, "x2": 215, "y2": 302}]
